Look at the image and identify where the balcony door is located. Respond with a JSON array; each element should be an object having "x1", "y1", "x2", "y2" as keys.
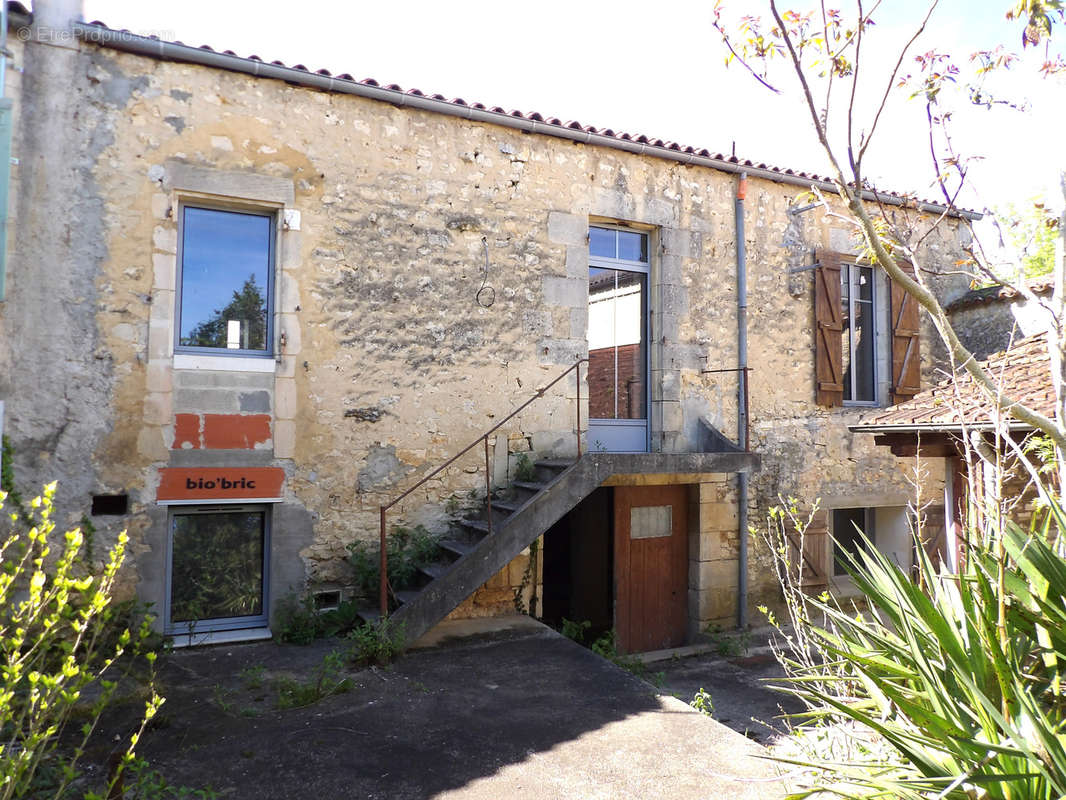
[{"x1": 587, "y1": 226, "x2": 649, "y2": 453}]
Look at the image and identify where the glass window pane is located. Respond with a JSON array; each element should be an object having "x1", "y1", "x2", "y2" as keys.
[
  {"x1": 857, "y1": 266, "x2": 873, "y2": 302},
  {"x1": 617, "y1": 231, "x2": 648, "y2": 262},
  {"x1": 833, "y1": 508, "x2": 870, "y2": 576},
  {"x1": 841, "y1": 277, "x2": 853, "y2": 401},
  {"x1": 170, "y1": 511, "x2": 265, "y2": 624},
  {"x1": 587, "y1": 268, "x2": 646, "y2": 420},
  {"x1": 589, "y1": 227, "x2": 616, "y2": 259},
  {"x1": 180, "y1": 207, "x2": 271, "y2": 351},
  {"x1": 853, "y1": 286, "x2": 876, "y2": 401}
]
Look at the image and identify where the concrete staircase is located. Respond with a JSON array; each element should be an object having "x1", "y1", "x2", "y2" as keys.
[
  {"x1": 364, "y1": 457, "x2": 578, "y2": 644},
  {"x1": 363, "y1": 450, "x2": 758, "y2": 645}
]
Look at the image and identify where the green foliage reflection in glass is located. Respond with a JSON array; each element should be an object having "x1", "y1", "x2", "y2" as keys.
[
  {"x1": 179, "y1": 206, "x2": 271, "y2": 351},
  {"x1": 171, "y1": 511, "x2": 264, "y2": 623}
]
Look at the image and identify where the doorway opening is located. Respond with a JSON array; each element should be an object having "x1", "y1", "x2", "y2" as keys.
[
  {"x1": 541, "y1": 488, "x2": 614, "y2": 642},
  {"x1": 541, "y1": 484, "x2": 690, "y2": 653},
  {"x1": 587, "y1": 225, "x2": 650, "y2": 453}
]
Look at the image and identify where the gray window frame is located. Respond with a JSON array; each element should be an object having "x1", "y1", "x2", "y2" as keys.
[
  {"x1": 164, "y1": 503, "x2": 271, "y2": 635},
  {"x1": 174, "y1": 202, "x2": 277, "y2": 358},
  {"x1": 588, "y1": 224, "x2": 652, "y2": 451}
]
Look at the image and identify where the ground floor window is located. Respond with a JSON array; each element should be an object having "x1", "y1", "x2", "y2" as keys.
[
  {"x1": 831, "y1": 505, "x2": 912, "y2": 581},
  {"x1": 832, "y1": 507, "x2": 873, "y2": 575},
  {"x1": 166, "y1": 505, "x2": 270, "y2": 634}
]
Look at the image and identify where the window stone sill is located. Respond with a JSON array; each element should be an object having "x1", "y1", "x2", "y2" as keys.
[
  {"x1": 167, "y1": 627, "x2": 273, "y2": 649},
  {"x1": 174, "y1": 353, "x2": 276, "y2": 373}
]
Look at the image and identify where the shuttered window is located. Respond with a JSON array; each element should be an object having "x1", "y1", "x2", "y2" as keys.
[{"x1": 813, "y1": 251, "x2": 921, "y2": 407}]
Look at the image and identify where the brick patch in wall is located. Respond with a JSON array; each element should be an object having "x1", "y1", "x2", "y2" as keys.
[
  {"x1": 173, "y1": 413, "x2": 201, "y2": 449},
  {"x1": 203, "y1": 414, "x2": 272, "y2": 449},
  {"x1": 172, "y1": 414, "x2": 272, "y2": 449}
]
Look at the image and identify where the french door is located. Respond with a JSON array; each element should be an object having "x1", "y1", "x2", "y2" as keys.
[{"x1": 587, "y1": 226, "x2": 649, "y2": 453}]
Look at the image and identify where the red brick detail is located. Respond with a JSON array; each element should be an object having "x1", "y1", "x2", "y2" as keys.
[
  {"x1": 173, "y1": 414, "x2": 202, "y2": 449},
  {"x1": 202, "y1": 414, "x2": 272, "y2": 450},
  {"x1": 157, "y1": 467, "x2": 284, "y2": 501}
]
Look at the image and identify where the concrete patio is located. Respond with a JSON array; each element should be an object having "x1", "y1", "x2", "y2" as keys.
[{"x1": 97, "y1": 617, "x2": 790, "y2": 799}]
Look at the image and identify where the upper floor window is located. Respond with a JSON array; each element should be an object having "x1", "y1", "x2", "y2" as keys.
[
  {"x1": 814, "y1": 251, "x2": 921, "y2": 408},
  {"x1": 176, "y1": 206, "x2": 275, "y2": 355}
]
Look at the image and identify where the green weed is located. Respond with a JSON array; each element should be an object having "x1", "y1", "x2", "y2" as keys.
[
  {"x1": 348, "y1": 617, "x2": 407, "y2": 667},
  {"x1": 275, "y1": 651, "x2": 352, "y2": 710}
]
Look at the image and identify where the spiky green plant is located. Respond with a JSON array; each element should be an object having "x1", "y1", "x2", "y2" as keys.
[{"x1": 773, "y1": 502, "x2": 1066, "y2": 799}]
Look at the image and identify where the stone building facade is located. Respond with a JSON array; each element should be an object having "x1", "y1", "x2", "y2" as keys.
[{"x1": 0, "y1": 3, "x2": 975, "y2": 648}]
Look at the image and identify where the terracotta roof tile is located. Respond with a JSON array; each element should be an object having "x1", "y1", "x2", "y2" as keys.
[
  {"x1": 946, "y1": 278, "x2": 1055, "y2": 311},
  {"x1": 856, "y1": 334, "x2": 1053, "y2": 431},
  {"x1": 58, "y1": 11, "x2": 977, "y2": 215}
]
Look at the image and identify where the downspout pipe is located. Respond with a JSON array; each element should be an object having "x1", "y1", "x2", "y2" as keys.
[{"x1": 735, "y1": 172, "x2": 749, "y2": 631}]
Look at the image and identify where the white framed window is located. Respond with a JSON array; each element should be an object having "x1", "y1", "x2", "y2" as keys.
[
  {"x1": 175, "y1": 205, "x2": 276, "y2": 357},
  {"x1": 164, "y1": 504, "x2": 270, "y2": 635},
  {"x1": 831, "y1": 506, "x2": 912, "y2": 588},
  {"x1": 587, "y1": 224, "x2": 651, "y2": 453},
  {"x1": 841, "y1": 263, "x2": 877, "y2": 404}
]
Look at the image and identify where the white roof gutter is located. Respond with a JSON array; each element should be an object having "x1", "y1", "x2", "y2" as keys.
[{"x1": 68, "y1": 22, "x2": 981, "y2": 221}]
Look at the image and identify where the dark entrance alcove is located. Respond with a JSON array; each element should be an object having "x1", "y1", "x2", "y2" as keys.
[{"x1": 541, "y1": 487, "x2": 613, "y2": 638}]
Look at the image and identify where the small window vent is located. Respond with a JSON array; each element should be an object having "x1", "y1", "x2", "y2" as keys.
[
  {"x1": 313, "y1": 590, "x2": 342, "y2": 612},
  {"x1": 91, "y1": 494, "x2": 129, "y2": 516}
]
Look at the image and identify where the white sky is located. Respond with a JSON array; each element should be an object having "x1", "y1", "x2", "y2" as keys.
[{"x1": 74, "y1": 0, "x2": 1065, "y2": 215}]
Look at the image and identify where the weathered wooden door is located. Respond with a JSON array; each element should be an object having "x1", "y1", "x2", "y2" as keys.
[{"x1": 614, "y1": 485, "x2": 688, "y2": 653}]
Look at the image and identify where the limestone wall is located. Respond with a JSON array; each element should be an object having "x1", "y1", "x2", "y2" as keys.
[{"x1": 0, "y1": 29, "x2": 971, "y2": 630}]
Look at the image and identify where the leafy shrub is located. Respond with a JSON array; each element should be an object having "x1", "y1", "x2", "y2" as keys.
[
  {"x1": 0, "y1": 482, "x2": 162, "y2": 800},
  {"x1": 560, "y1": 617, "x2": 591, "y2": 643},
  {"x1": 274, "y1": 593, "x2": 321, "y2": 645},
  {"x1": 346, "y1": 525, "x2": 441, "y2": 602},
  {"x1": 348, "y1": 617, "x2": 407, "y2": 666},
  {"x1": 275, "y1": 593, "x2": 363, "y2": 644},
  {"x1": 513, "y1": 452, "x2": 537, "y2": 482}
]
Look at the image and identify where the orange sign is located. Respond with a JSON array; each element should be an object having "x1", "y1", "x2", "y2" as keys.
[{"x1": 157, "y1": 467, "x2": 284, "y2": 502}]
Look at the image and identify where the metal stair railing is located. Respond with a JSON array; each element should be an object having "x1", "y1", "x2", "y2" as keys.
[{"x1": 377, "y1": 357, "x2": 589, "y2": 618}]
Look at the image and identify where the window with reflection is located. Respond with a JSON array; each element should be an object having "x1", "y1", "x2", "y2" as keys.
[
  {"x1": 178, "y1": 206, "x2": 274, "y2": 354},
  {"x1": 168, "y1": 507, "x2": 268, "y2": 631},
  {"x1": 588, "y1": 227, "x2": 649, "y2": 421},
  {"x1": 841, "y1": 263, "x2": 876, "y2": 402}
]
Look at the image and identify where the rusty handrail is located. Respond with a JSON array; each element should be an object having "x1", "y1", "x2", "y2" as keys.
[{"x1": 377, "y1": 357, "x2": 589, "y2": 617}]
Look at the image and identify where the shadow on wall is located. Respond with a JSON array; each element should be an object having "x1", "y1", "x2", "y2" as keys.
[{"x1": 698, "y1": 418, "x2": 745, "y2": 454}]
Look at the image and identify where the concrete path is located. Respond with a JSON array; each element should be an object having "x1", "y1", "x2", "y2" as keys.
[{"x1": 121, "y1": 617, "x2": 788, "y2": 799}]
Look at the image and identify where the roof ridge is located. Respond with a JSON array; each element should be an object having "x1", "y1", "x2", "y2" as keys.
[{"x1": 9, "y1": 5, "x2": 979, "y2": 219}]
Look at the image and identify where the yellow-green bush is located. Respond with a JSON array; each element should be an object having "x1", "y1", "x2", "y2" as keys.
[{"x1": 0, "y1": 482, "x2": 161, "y2": 799}]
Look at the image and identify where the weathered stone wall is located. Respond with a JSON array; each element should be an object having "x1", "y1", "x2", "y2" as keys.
[
  {"x1": 950, "y1": 294, "x2": 1054, "y2": 360},
  {"x1": 0, "y1": 27, "x2": 972, "y2": 633},
  {"x1": 0, "y1": 29, "x2": 148, "y2": 594}
]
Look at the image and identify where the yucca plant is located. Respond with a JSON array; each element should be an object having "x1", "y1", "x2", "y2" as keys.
[{"x1": 772, "y1": 499, "x2": 1066, "y2": 799}]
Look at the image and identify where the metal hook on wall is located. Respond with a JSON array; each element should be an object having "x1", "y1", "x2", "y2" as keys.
[{"x1": 476, "y1": 236, "x2": 495, "y2": 308}]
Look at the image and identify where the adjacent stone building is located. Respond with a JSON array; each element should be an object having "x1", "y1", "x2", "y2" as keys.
[{"x1": 0, "y1": 1, "x2": 976, "y2": 649}]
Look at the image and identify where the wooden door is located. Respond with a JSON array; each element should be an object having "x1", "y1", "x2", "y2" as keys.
[{"x1": 614, "y1": 485, "x2": 688, "y2": 653}]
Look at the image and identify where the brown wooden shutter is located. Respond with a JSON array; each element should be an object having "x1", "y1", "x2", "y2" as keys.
[
  {"x1": 785, "y1": 508, "x2": 829, "y2": 595},
  {"x1": 890, "y1": 261, "x2": 922, "y2": 404},
  {"x1": 814, "y1": 251, "x2": 844, "y2": 407}
]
